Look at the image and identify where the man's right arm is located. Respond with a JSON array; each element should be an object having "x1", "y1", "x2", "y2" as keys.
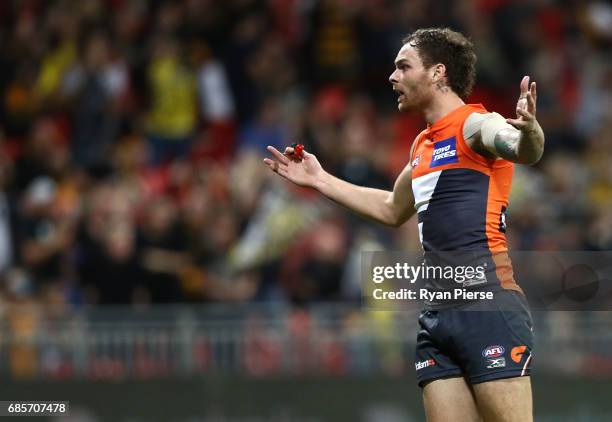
[
  {"x1": 315, "y1": 162, "x2": 415, "y2": 227},
  {"x1": 263, "y1": 146, "x2": 416, "y2": 227}
]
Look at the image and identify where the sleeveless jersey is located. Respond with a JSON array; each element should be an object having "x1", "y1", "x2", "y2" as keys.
[{"x1": 410, "y1": 104, "x2": 521, "y2": 298}]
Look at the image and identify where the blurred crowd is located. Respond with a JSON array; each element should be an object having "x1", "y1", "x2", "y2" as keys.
[{"x1": 0, "y1": 0, "x2": 611, "y2": 309}]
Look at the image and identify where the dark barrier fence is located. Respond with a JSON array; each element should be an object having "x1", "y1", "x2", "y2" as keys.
[
  {"x1": 3, "y1": 374, "x2": 612, "y2": 421},
  {"x1": 1, "y1": 305, "x2": 611, "y2": 379}
]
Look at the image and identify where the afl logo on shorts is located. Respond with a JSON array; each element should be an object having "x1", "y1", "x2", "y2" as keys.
[{"x1": 482, "y1": 345, "x2": 505, "y2": 358}]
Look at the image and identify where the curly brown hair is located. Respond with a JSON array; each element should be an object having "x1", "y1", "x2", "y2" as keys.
[{"x1": 403, "y1": 28, "x2": 477, "y2": 100}]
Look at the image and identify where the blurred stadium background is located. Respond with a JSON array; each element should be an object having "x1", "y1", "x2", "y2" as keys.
[{"x1": 0, "y1": 0, "x2": 611, "y2": 420}]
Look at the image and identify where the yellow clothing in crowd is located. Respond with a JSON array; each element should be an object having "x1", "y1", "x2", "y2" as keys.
[{"x1": 147, "y1": 57, "x2": 197, "y2": 139}]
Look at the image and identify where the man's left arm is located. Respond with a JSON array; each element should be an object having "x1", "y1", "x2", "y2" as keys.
[{"x1": 464, "y1": 76, "x2": 545, "y2": 165}]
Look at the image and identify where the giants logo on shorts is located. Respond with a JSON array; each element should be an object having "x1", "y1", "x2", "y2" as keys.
[
  {"x1": 511, "y1": 345, "x2": 528, "y2": 363},
  {"x1": 482, "y1": 345, "x2": 505, "y2": 358},
  {"x1": 429, "y1": 137, "x2": 458, "y2": 168},
  {"x1": 415, "y1": 358, "x2": 436, "y2": 371}
]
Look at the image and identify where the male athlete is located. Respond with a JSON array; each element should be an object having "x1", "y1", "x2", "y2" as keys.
[{"x1": 264, "y1": 28, "x2": 544, "y2": 421}]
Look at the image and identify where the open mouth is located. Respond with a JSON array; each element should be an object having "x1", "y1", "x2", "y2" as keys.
[{"x1": 393, "y1": 87, "x2": 405, "y2": 103}]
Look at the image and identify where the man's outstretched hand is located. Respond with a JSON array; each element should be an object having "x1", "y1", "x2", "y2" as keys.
[
  {"x1": 263, "y1": 145, "x2": 323, "y2": 188},
  {"x1": 503, "y1": 75, "x2": 545, "y2": 165},
  {"x1": 506, "y1": 75, "x2": 538, "y2": 132}
]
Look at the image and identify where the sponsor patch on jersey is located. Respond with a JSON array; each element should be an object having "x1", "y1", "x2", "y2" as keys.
[
  {"x1": 412, "y1": 154, "x2": 421, "y2": 168},
  {"x1": 482, "y1": 345, "x2": 505, "y2": 358},
  {"x1": 462, "y1": 262, "x2": 488, "y2": 288},
  {"x1": 486, "y1": 357, "x2": 506, "y2": 369},
  {"x1": 429, "y1": 137, "x2": 459, "y2": 168},
  {"x1": 499, "y1": 205, "x2": 508, "y2": 233},
  {"x1": 415, "y1": 358, "x2": 436, "y2": 371}
]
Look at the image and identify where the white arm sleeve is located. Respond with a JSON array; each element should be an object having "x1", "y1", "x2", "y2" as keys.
[{"x1": 464, "y1": 112, "x2": 517, "y2": 155}]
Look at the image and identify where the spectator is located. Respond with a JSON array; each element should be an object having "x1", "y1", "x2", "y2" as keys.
[
  {"x1": 63, "y1": 32, "x2": 129, "y2": 167},
  {"x1": 145, "y1": 36, "x2": 197, "y2": 165}
]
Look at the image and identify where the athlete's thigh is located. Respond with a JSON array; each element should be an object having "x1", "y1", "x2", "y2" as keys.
[
  {"x1": 423, "y1": 376, "x2": 482, "y2": 422},
  {"x1": 472, "y1": 376, "x2": 532, "y2": 422}
]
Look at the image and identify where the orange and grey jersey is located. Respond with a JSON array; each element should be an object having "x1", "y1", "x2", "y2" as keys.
[{"x1": 410, "y1": 104, "x2": 520, "y2": 297}]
